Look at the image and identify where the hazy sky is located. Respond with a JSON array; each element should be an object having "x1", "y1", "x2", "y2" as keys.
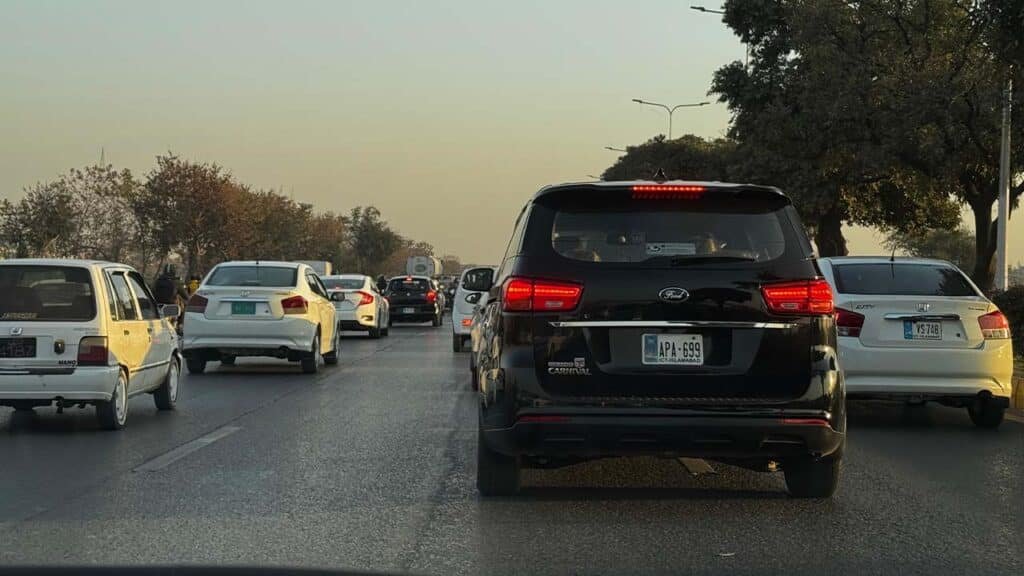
[{"x1": 1, "y1": 0, "x2": 1018, "y2": 265}]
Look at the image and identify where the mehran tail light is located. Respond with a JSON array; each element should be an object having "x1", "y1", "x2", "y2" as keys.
[
  {"x1": 978, "y1": 310, "x2": 1010, "y2": 339},
  {"x1": 77, "y1": 336, "x2": 109, "y2": 366},
  {"x1": 835, "y1": 308, "x2": 865, "y2": 337},
  {"x1": 761, "y1": 279, "x2": 834, "y2": 315},
  {"x1": 501, "y1": 277, "x2": 583, "y2": 312}
]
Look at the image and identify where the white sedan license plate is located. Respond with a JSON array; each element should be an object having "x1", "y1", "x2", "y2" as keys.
[
  {"x1": 402, "y1": 307, "x2": 416, "y2": 314},
  {"x1": 904, "y1": 320, "x2": 941, "y2": 340},
  {"x1": 642, "y1": 333, "x2": 703, "y2": 366}
]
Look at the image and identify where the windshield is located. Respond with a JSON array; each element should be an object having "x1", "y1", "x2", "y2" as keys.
[
  {"x1": 0, "y1": 266, "x2": 96, "y2": 321},
  {"x1": 322, "y1": 278, "x2": 364, "y2": 290},
  {"x1": 833, "y1": 263, "x2": 979, "y2": 297},
  {"x1": 206, "y1": 266, "x2": 298, "y2": 287}
]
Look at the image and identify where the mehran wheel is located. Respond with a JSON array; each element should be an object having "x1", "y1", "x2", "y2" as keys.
[
  {"x1": 477, "y1": 427, "x2": 520, "y2": 496},
  {"x1": 301, "y1": 333, "x2": 321, "y2": 374},
  {"x1": 324, "y1": 329, "x2": 340, "y2": 366},
  {"x1": 153, "y1": 358, "x2": 180, "y2": 411},
  {"x1": 97, "y1": 369, "x2": 128, "y2": 430},
  {"x1": 784, "y1": 449, "x2": 841, "y2": 498},
  {"x1": 967, "y1": 397, "x2": 1005, "y2": 429}
]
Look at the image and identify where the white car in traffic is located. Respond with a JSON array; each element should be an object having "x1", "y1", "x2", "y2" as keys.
[
  {"x1": 182, "y1": 261, "x2": 338, "y2": 374},
  {"x1": 451, "y1": 266, "x2": 496, "y2": 352},
  {"x1": 819, "y1": 257, "x2": 1013, "y2": 428},
  {"x1": 322, "y1": 274, "x2": 390, "y2": 338},
  {"x1": 0, "y1": 259, "x2": 181, "y2": 429}
]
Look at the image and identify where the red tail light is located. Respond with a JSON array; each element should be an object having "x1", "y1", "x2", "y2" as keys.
[
  {"x1": 185, "y1": 294, "x2": 208, "y2": 313},
  {"x1": 835, "y1": 308, "x2": 865, "y2": 337},
  {"x1": 502, "y1": 277, "x2": 583, "y2": 312},
  {"x1": 782, "y1": 418, "x2": 831, "y2": 427},
  {"x1": 281, "y1": 295, "x2": 308, "y2": 315},
  {"x1": 356, "y1": 291, "x2": 374, "y2": 306},
  {"x1": 77, "y1": 336, "x2": 109, "y2": 366},
  {"x1": 631, "y1": 184, "x2": 705, "y2": 200},
  {"x1": 978, "y1": 310, "x2": 1010, "y2": 339},
  {"x1": 461, "y1": 318, "x2": 473, "y2": 327},
  {"x1": 761, "y1": 279, "x2": 834, "y2": 315},
  {"x1": 426, "y1": 290, "x2": 437, "y2": 304}
]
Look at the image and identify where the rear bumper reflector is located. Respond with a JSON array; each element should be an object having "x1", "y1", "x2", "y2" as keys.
[{"x1": 549, "y1": 320, "x2": 796, "y2": 329}]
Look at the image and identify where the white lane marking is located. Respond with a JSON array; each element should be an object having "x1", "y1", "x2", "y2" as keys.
[
  {"x1": 1005, "y1": 412, "x2": 1024, "y2": 425},
  {"x1": 678, "y1": 457, "x2": 716, "y2": 476},
  {"x1": 134, "y1": 426, "x2": 242, "y2": 472}
]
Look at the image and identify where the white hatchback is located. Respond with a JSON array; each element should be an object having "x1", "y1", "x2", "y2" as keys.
[
  {"x1": 819, "y1": 257, "x2": 1013, "y2": 428},
  {"x1": 182, "y1": 261, "x2": 338, "y2": 374},
  {"x1": 451, "y1": 266, "x2": 496, "y2": 352},
  {"x1": 0, "y1": 259, "x2": 181, "y2": 430},
  {"x1": 322, "y1": 274, "x2": 390, "y2": 338}
]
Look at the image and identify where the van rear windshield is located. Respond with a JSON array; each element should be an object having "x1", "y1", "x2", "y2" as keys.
[
  {"x1": 206, "y1": 266, "x2": 298, "y2": 287},
  {"x1": 550, "y1": 196, "x2": 790, "y2": 264},
  {"x1": 832, "y1": 263, "x2": 978, "y2": 296},
  {"x1": 0, "y1": 266, "x2": 96, "y2": 321}
]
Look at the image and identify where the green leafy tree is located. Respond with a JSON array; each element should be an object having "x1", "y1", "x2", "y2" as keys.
[
  {"x1": 342, "y1": 206, "x2": 404, "y2": 276},
  {"x1": 602, "y1": 135, "x2": 736, "y2": 182},
  {"x1": 0, "y1": 181, "x2": 80, "y2": 257},
  {"x1": 884, "y1": 227, "x2": 975, "y2": 271}
]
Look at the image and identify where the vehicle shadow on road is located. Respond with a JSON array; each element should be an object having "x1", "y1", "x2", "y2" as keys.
[
  {"x1": 512, "y1": 486, "x2": 789, "y2": 501},
  {"x1": 846, "y1": 400, "x2": 976, "y2": 430}
]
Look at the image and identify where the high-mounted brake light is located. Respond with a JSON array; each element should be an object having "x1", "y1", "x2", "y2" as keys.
[
  {"x1": 761, "y1": 279, "x2": 834, "y2": 315},
  {"x1": 502, "y1": 277, "x2": 582, "y2": 312},
  {"x1": 978, "y1": 310, "x2": 1010, "y2": 340},
  {"x1": 186, "y1": 294, "x2": 208, "y2": 313},
  {"x1": 77, "y1": 336, "x2": 109, "y2": 366},
  {"x1": 631, "y1": 184, "x2": 705, "y2": 200},
  {"x1": 355, "y1": 291, "x2": 374, "y2": 306},
  {"x1": 281, "y1": 295, "x2": 308, "y2": 315},
  {"x1": 835, "y1": 308, "x2": 865, "y2": 337}
]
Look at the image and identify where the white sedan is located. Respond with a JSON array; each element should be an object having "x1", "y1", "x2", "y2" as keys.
[
  {"x1": 182, "y1": 261, "x2": 338, "y2": 375},
  {"x1": 322, "y1": 274, "x2": 390, "y2": 338},
  {"x1": 819, "y1": 257, "x2": 1013, "y2": 428}
]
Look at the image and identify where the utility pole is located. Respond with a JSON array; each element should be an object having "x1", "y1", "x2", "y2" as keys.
[{"x1": 995, "y1": 77, "x2": 1012, "y2": 291}]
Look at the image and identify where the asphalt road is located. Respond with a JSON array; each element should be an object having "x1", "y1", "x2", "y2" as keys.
[{"x1": 1, "y1": 318, "x2": 1022, "y2": 575}]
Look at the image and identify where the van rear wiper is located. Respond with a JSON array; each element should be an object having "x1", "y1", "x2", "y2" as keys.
[{"x1": 669, "y1": 255, "x2": 757, "y2": 266}]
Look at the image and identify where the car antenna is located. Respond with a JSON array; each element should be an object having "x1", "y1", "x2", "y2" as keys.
[
  {"x1": 889, "y1": 246, "x2": 896, "y2": 277},
  {"x1": 653, "y1": 168, "x2": 668, "y2": 182}
]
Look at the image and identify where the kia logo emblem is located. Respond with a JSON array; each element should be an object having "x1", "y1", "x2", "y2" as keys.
[{"x1": 659, "y1": 287, "x2": 690, "y2": 303}]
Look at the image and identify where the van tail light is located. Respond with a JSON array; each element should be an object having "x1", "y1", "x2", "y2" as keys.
[
  {"x1": 978, "y1": 310, "x2": 1010, "y2": 339},
  {"x1": 356, "y1": 291, "x2": 374, "y2": 306},
  {"x1": 835, "y1": 308, "x2": 865, "y2": 337},
  {"x1": 77, "y1": 336, "x2": 109, "y2": 366},
  {"x1": 502, "y1": 277, "x2": 583, "y2": 312},
  {"x1": 761, "y1": 279, "x2": 834, "y2": 315},
  {"x1": 281, "y1": 295, "x2": 308, "y2": 315},
  {"x1": 426, "y1": 290, "x2": 438, "y2": 304},
  {"x1": 186, "y1": 294, "x2": 208, "y2": 313}
]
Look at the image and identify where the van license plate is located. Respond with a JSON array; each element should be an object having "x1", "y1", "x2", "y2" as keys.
[
  {"x1": 904, "y1": 320, "x2": 941, "y2": 340},
  {"x1": 642, "y1": 334, "x2": 703, "y2": 366},
  {"x1": 231, "y1": 302, "x2": 256, "y2": 315}
]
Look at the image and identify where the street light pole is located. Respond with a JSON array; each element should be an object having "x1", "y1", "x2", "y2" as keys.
[
  {"x1": 631, "y1": 99, "x2": 710, "y2": 139},
  {"x1": 995, "y1": 77, "x2": 1013, "y2": 291}
]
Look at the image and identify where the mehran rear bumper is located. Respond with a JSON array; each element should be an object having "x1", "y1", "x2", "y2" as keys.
[{"x1": 0, "y1": 365, "x2": 121, "y2": 404}]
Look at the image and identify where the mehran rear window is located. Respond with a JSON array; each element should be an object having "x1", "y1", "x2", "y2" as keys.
[
  {"x1": 0, "y1": 266, "x2": 96, "y2": 321},
  {"x1": 546, "y1": 188, "x2": 792, "y2": 265},
  {"x1": 206, "y1": 266, "x2": 298, "y2": 287},
  {"x1": 832, "y1": 263, "x2": 978, "y2": 296}
]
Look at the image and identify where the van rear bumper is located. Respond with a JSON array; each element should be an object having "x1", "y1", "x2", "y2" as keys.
[
  {"x1": 482, "y1": 410, "x2": 844, "y2": 460},
  {"x1": 0, "y1": 365, "x2": 120, "y2": 404}
]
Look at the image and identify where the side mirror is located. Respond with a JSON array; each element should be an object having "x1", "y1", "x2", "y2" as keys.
[
  {"x1": 160, "y1": 304, "x2": 181, "y2": 318},
  {"x1": 462, "y1": 270, "x2": 494, "y2": 292}
]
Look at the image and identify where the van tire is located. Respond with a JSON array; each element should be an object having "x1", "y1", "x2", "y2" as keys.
[
  {"x1": 477, "y1": 427, "x2": 520, "y2": 496},
  {"x1": 186, "y1": 357, "x2": 207, "y2": 375}
]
